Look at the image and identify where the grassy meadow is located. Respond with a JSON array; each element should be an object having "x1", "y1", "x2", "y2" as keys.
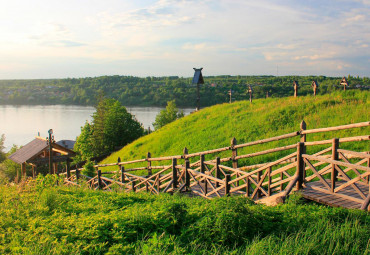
[
  {"x1": 101, "y1": 91, "x2": 369, "y2": 171},
  {"x1": 0, "y1": 177, "x2": 369, "y2": 254}
]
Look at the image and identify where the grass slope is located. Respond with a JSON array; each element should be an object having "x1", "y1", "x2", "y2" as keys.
[
  {"x1": 0, "y1": 179, "x2": 369, "y2": 254},
  {"x1": 102, "y1": 91, "x2": 369, "y2": 167}
]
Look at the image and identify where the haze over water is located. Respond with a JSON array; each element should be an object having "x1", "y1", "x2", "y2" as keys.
[{"x1": 0, "y1": 105, "x2": 192, "y2": 152}]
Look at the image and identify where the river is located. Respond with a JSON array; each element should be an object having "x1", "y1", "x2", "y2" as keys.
[{"x1": 0, "y1": 105, "x2": 193, "y2": 152}]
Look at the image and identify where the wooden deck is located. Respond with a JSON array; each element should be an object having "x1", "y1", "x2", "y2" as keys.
[
  {"x1": 68, "y1": 121, "x2": 370, "y2": 211},
  {"x1": 301, "y1": 180, "x2": 369, "y2": 210}
]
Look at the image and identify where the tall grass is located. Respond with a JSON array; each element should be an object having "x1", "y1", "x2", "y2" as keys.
[{"x1": 0, "y1": 182, "x2": 369, "y2": 254}]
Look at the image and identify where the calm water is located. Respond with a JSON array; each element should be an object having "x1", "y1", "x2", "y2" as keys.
[{"x1": 0, "y1": 105, "x2": 193, "y2": 152}]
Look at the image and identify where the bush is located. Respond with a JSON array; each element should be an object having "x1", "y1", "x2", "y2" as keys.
[{"x1": 82, "y1": 160, "x2": 96, "y2": 177}]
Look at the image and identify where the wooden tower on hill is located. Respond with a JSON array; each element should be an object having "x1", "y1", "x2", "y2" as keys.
[
  {"x1": 340, "y1": 77, "x2": 349, "y2": 91},
  {"x1": 293, "y1": 81, "x2": 299, "y2": 97},
  {"x1": 311, "y1": 81, "x2": 319, "y2": 96},
  {"x1": 192, "y1": 68, "x2": 204, "y2": 111}
]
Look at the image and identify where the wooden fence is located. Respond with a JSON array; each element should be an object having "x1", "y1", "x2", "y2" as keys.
[{"x1": 64, "y1": 121, "x2": 370, "y2": 210}]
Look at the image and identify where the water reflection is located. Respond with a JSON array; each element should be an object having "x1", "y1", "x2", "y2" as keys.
[{"x1": 0, "y1": 105, "x2": 193, "y2": 152}]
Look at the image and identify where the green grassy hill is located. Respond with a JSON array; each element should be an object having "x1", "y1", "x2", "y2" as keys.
[{"x1": 102, "y1": 91, "x2": 369, "y2": 167}]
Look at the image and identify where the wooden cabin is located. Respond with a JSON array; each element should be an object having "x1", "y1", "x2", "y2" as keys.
[{"x1": 8, "y1": 137, "x2": 76, "y2": 180}]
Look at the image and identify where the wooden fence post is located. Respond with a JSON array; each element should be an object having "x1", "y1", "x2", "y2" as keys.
[
  {"x1": 216, "y1": 157, "x2": 221, "y2": 188},
  {"x1": 280, "y1": 172, "x2": 284, "y2": 191},
  {"x1": 185, "y1": 160, "x2": 190, "y2": 191},
  {"x1": 183, "y1": 147, "x2": 190, "y2": 191},
  {"x1": 147, "y1": 152, "x2": 152, "y2": 176},
  {"x1": 231, "y1": 137, "x2": 239, "y2": 186},
  {"x1": 157, "y1": 175, "x2": 161, "y2": 193},
  {"x1": 120, "y1": 166, "x2": 125, "y2": 184},
  {"x1": 172, "y1": 158, "x2": 178, "y2": 190},
  {"x1": 331, "y1": 138, "x2": 339, "y2": 192},
  {"x1": 225, "y1": 174, "x2": 231, "y2": 196},
  {"x1": 297, "y1": 142, "x2": 305, "y2": 189},
  {"x1": 366, "y1": 152, "x2": 369, "y2": 185},
  {"x1": 132, "y1": 181, "x2": 136, "y2": 192},
  {"x1": 200, "y1": 154, "x2": 207, "y2": 191},
  {"x1": 257, "y1": 170, "x2": 261, "y2": 198},
  {"x1": 97, "y1": 169, "x2": 102, "y2": 190},
  {"x1": 66, "y1": 158, "x2": 71, "y2": 179},
  {"x1": 267, "y1": 166, "x2": 272, "y2": 196},
  {"x1": 300, "y1": 120, "x2": 307, "y2": 142},
  {"x1": 200, "y1": 154, "x2": 205, "y2": 174}
]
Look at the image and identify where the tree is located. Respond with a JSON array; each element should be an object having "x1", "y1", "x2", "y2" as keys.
[
  {"x1": 0, "y1": 134, "x2": 6, "y2": 163},
  {"x1": 73, "y1": 122, "x2": 94, "y2": 162},
  {"x1": 74, "y1": 97, "x2": 144, "y2": 161},
  {"x1": 153, "y1": 100, "x2": 184, "y2": 130},
  {"x1": 0, "y1": 145, "x2": 20, "y2": 182}
]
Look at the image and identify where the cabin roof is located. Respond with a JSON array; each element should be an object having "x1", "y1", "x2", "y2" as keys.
[{"x1": 8, "y1": 137, "x2": 75, "y2": 164}]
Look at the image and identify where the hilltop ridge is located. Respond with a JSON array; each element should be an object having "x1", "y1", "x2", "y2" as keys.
[{"x1": 101, "y1": 91, "x2": 369, "y2": 166}]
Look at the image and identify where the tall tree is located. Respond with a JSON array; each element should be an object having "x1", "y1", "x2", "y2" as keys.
[
  {"x1": 75, "y1": 97, "x2": 144, "y2": 161},
  {"x1": 153, "y1": 100, "x2": 184, "y2": 130}
]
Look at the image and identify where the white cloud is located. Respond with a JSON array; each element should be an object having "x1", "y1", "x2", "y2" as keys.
[{"x1": 0, "y1": 0, "x2": 369, "y2": 78}]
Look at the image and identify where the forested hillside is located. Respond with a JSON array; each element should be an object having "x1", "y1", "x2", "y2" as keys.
[{"x1": 0, "y1": 75, "x2": 369, "y2": 107}]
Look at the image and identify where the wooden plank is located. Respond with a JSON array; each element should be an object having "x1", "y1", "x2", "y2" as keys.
[
  {"x1": 334, "y1": 171, "x2": 370, "y2": 194},
  {"x1": 338, "y1": 149, "x2": 370, "y2": 159},
  {"x1": 303, "y1": 154, "x2": 370, "y2": 172},
  {"x1": 271, "y1": 162, "x2": 297, "y2": 176},
  {"x1": 340, "y1": 156, "x2": 368, "y2": 181},
  {"x1": 229, "y1": 152, "x2": 298, "y2": 185},
  {"x1": 303, "y1": 190, "x2": 362, "y2": 209},
  {"x1": 187, "y1": 169, "x2": 224, "y2": 184},
  {"x1": 305, "y1": 164, "x2": 332, "y2": 182},
  {"x1": 191, "y1": 189, "x2": 212, "y2": 199},
  {"x1": 305, "y1": 135, "x2": 370, "y2": 146},
  {"x1": 307, "y1": 184, "x2": 364, "y2": 204},
  {"x1": 304, "y1": 158, "x2": 331, "y2": 190},
  {"x1": 302, "y1": 122, "x2": 370, "y2": 134},
  {"x1": 234, "y1": 131, "x2": 299, "y2": 149},
  {"x1": 186, "y1": 146, "x2": 230, "y2": 158},
  {"x1": 235, "y1": 144, "x2": 296, "y2": 160},
  {"x1": 334, "y1": 165, "x2": 366, "y2": 199}
]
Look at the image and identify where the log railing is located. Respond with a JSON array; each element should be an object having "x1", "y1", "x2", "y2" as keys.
[{"x1": 64, "y1": 121, "x2": 370, "y2": 210}]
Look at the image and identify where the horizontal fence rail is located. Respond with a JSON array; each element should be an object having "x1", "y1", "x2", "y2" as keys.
[{"x1": 65, "y1": 121, "x2": 370, "y2": 210}]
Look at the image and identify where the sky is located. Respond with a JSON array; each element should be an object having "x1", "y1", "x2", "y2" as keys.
[{"x1": 0, "y1": 0, "x2": 369, "y2": 79}]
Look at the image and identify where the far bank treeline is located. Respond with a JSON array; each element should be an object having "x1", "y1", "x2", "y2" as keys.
[{"x1": 0, "y1": 75, "x2": 369, "y2": 107}]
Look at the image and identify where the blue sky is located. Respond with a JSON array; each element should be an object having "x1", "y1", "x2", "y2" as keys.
[{"x1": 0, "y1": 0, "x2": 369, "y2": 78}]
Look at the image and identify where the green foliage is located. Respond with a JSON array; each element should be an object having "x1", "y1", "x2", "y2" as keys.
[
  {"x1": 74, "y1": 97, "x2": 144, "y2": 161},
  {"x1": 0, "y1": 145, "x2": 20, "y2": 182},
  {"x1": 0, "y1": 134, "x2": 6, "y2": 162},
  {"x1": 82, "y1": 160, "x2": 95, "y2": 177},
  {"x1": 73, "y1": 122, "x2": 94, "y2": 162},
  {"x1": 0, "y1": 185, "x2": 369, "y2": 254},
  {"x1": 153, "y1": 100, "x2": 184, "y2": 130},
  {"x1": 0, "y1": 75, "x2": 368, "y2": 107}
]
